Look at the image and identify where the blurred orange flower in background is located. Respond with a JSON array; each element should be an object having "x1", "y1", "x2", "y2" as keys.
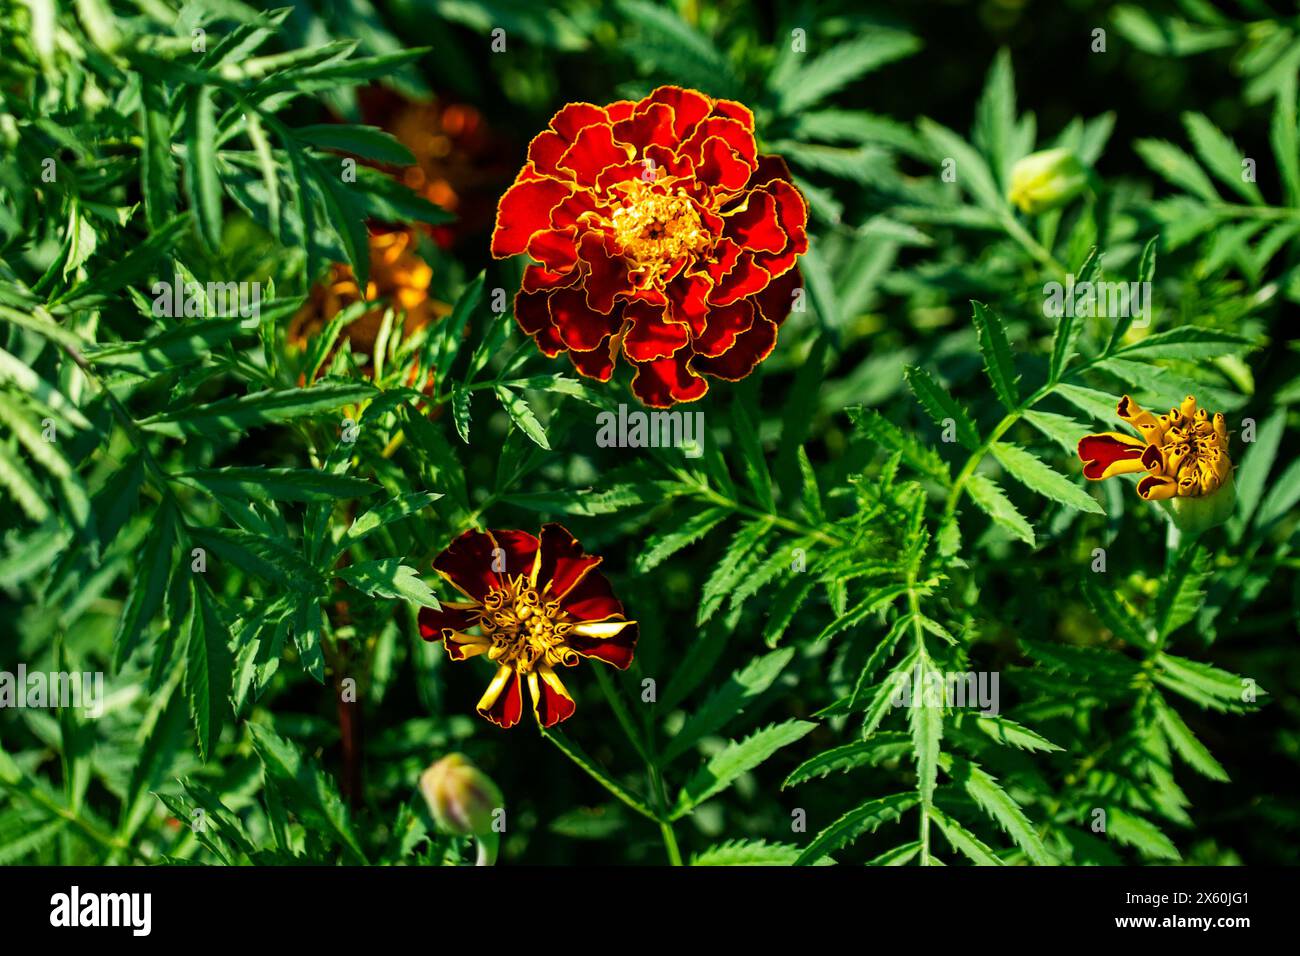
[{"x1": 288, "y1": 227, "x2": 445, "y2": 374}]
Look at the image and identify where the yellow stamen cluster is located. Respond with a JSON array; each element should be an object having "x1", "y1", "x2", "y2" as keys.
[
  {"x1": 1129, "y1": 395, "x2": 1232, "y2": 499},
  {"x1": 606, "y1": 177, "x2": 710, "y2": 283},
  {"x1": 477, "y1": 575, "x2": 577, "y2": 674}
]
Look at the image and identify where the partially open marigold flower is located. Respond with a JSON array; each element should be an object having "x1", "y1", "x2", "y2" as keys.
[
  {"x1": 419, "y1": 525, "x2": 638, "y2": 728},
  {"x1": 491, "y1": 86, "x2": 809, "y2": 407},
  {"x1": 1079, "y1": 394, "x2": 1237, "y2": 531},
  {"x1": 288, "y1": 228, "x2": 442, "y2": 365}
]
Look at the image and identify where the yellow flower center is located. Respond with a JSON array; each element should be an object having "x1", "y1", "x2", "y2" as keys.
[
  {"x1": 1150, "y1": 406, "x2": 1231, "y2": 497},
  {"x1": 607, "y1": 177, "x2": 710, "y2": 282},
  {"x1": 477, "y1": 575, "x2": 576, "y2": 674}
]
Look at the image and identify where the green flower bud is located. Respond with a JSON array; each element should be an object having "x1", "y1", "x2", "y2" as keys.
[
  {"x1": 419, "y1": 753, "x2": 504, "y2": 837},
  {"x1": 1169, "y1": 470, "x2": 1236, "y2": 537},
  {"x1": 1008, "y1": 148, "x2": 1088, "y2": 214}
]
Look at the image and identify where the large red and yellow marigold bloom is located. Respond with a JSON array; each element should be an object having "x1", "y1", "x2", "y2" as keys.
[
  {"x1": 490, "y1": 86, "x2": 809, "y2": 407},
  {"x1": 419, "y1": 525, "x2": 638, "y2": 728},
  {"x1": 1078, "y1": 394, "x2": 1233, "y2": 501}
]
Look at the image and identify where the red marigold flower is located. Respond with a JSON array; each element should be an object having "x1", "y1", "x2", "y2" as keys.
[
  {"x1": 490, "y1": 86, "x2": 809, "y2": 407},
  {"x1": 419, "y1": 524, "x2": 638, "y2": 728}
]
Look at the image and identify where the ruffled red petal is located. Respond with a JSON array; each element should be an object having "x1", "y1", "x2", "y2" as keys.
[
  {"x1": 551, "y1": 102, "x2": 609, "y2": 141},
  {"x1": 577, "y1": 231, "x2": 631, "y2": 314},
  {"x1": 725, "y1": 190, "x2": 785, "y2": 254},
  {"x1": 646, "y1": 86, "x2": 712, "y2": 139},
  {"x1": 515, "y1": 290, "x2": 563, "y2": 357},
  {"x1": 492, "y1": 173, "x2": 571, "y2": 258},
  {"x1": 549, "y1": 285, "x2": 620, "y2": 352},
  {"x1": 695, "y1": 299, "x2": 755, "y2": 357},
  {"x1": 623, "y1": 299, "x2": 691, "y2": 361},
  {"x1": 568, "y1": 341, "x2": 616, "y2": 381},
  {"x1": 559, "y1": 122, "x2": 633, "y2": 188},
  {"x1": 692, "y1": 313, "x2": 779, "y2": 382},
  {"x1": 629, "y1": 347, "x2": 710, "y2": 406},
  {"x1": 666, "y1": 272, "x2": 712, "y2": 337},
  {"x1": 754, "y1": 265, "x2": 802, "y2": 326},
  {"x1": 526, "y1": 227, "x2": 580, "y2": 273},
  {"x1": 612, "y1": 101, "x2": 678, "y2": 152}
]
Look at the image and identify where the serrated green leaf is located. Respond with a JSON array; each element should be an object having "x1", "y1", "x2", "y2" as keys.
[
  {"x1": 337, "y1": 558, "x2": 440, "y2": 609},
  {"x1": 969, "y1": 302, "x2": 1019, "y2": 409},
  {"x1": 794, "y1": 791, "x2": 919, "y2": 865},
  {"x1": 991, "y1": 441, "x2": 1103, "y2": 514},
  {"x1": 663, "y1": 648, "x2": 795, "y2": 764},
  {"x1": 966, "y1": 473, "x2": 1035, "y2": 545},
  {"x1": 673, "y1": 720, "x2": 816, "y2": 818},
  {"x1": 905, "y1": 365, "x2": 979, "y2": 450}
]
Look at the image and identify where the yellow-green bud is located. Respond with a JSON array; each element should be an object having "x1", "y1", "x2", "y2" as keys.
[
  {"x1": 1008, "y1": 148, "x2": 1088, "y2": 214},
  {"x1": 1169, "y1": 470, "x2": 1236, "y2": 536},
  {"x1": 419, "y1": 753, "x2": 503, "y2": 837}
]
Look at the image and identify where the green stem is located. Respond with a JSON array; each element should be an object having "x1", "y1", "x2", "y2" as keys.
[
  {"x1": 1001, "y1": 212, "x2": 1068, "y2": 277},
  {"x1": 594, "y1": 668, "x2": 683, "y2": 865}
]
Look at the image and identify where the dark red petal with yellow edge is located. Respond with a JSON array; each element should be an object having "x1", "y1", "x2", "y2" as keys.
[
  {"x1": 550, "y1": 285, "x2": 620, "y2": 352},
  {"x1": 629, "y1": 347, "x2": 710, "y2": 407},
  {"x1": 712, "y1": 99, "x2": 756, "y2": 130},
  {"x1": 526, "y1": 227, "x2": 579, "y2": 272},
  {"x1": 697, "y1": 136, "x2": 755, "y2": 193},
  {"x1": 666, "y1": 271, "x2": 712, "y2": 336},
  {"x1": 695, "y1": 299, "x2": 755, "y2": 357},
  {"x1": 478, "y1": 667, "x2": 524, "y2": 728},
  {"x1": 725, "y1": 190, "x2": 786, "y2": 254},
  {"x1": 551, "y1": 102, "x2": 608, "y2": 141},
  {"x1": 710, "y1": 253, "x2": 770, "y2": 307},
  {"x1": 750, "y1": 154, "x2": 796, "y2": 188},
  {"x1": 521, "y1": 262, "x2": 580, "y2": 295},
  {"x1": 568, "y1": 341, "x2": 615, "y2": 381},
  {"x1": 646, "y1": 86, "x2": 712, "y2": 139},
  {"x1": 491, "y1": 174, "x2": 571, "y2": 258},
  {"x1": 1077, "y1": 432, "x2": 1146, "y2": 480},
  {"x1": 488, "y1": 529, "x2": 541, "y2": 583},
  {"x1": 530, "y1": 669, "x2": 577, "y2": 728},
  {"x1": 754, "y1": 265, "x2": 802, "y2": 325},
  {"x1": 535, "y1": 523, "x2": 603, "y2": 600},
  {"x1": 693, "y1": 313, "x2": 779, "y2": 381},
  {"x1": 682, "y1": 117, "x2": 757, "y2": 170},
  {"x1": 605, "y1": 100, "x2": 635, "y2": 123},
  {"x1": 567, "y1": 621, "x2": 638, "y2": 670},
  {"x1": 515, "y1": 290, "x2": 566, "y2": 358},
  {"x1": 559, "y1": 123, "x2": 633, "y2": 187},
  {"x1": 560, "y1": 567, "x2": 626, "y2": 622},
  {"x1": 433, "y1": 529, "x2": 504, "y2": 601},
  {"x1": 577, "y1": 231, "x2": 632, "y2": 314},
  {"x1": 526, "y1": 130, "x2": 567, "y2": 177},
  {"x1": 417, "y1": 604, "x2": 477, "y2": 642},
  {"x1": 612, "y1": 101, "x2": 677, "y2": 152},
  {"x1": 623, "y1": 299, "x2": 691, "y2": 361}
]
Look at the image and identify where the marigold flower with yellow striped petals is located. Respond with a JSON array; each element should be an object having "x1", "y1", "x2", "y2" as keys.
[
  {"x1": 419, "y1": 525, "x2": 638, "y2": 729},
  {"x1": 1078, "y1": 394, "x2": 1236, "y2": 531}
]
